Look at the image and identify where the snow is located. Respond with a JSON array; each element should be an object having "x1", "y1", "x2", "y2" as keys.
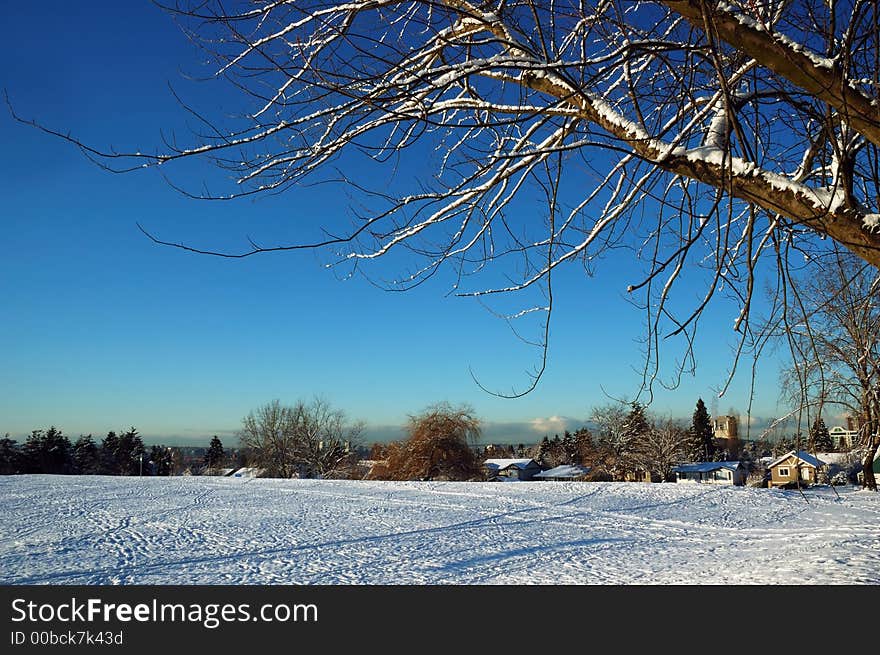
[
  {"x1": 715, "y1": 1, "x2": 836, "y2": 69},
  {"x1": 814, "y1": 453, "x2": 851, "y2": 466},
  {"x1": 1, "y1": 475, "x2": 879, "y2": 585},
  {"x1": 534, "y1": 465, "x2": 592, "y2": 479}
]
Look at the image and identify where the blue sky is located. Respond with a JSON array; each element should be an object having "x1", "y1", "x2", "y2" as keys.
[{"x1": 1, "y1": 1, "x2": 793, "y2": 446}]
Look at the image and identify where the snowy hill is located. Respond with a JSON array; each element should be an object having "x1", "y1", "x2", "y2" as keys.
[{"x1": 1, "y1": 475, "x2": 878, "y2": 584}]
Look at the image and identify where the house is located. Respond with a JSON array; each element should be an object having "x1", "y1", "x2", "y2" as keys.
[
  {"x1": 672, "y1": 461, "x2": 746, "y2": 486},
  {"x1": 829, "y1": 426, "x2": 859, "y2": 450},
  {"x1": 483, "y1": 458, "x2": 542, "y2": 481},
  {"x1": 533, "y1": 464, "x2": 592, "y2": 481},
  {"x1": 766, "y1": 450, "x2": 825, "y2": 488}
]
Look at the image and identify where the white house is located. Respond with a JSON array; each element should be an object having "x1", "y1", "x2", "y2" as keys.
[
  {"x1": 483, "y1": 458, "x2": 542, "y2": 481},
  {"x1": 829, "y1": 426, "x2": 858, "y2": 450},
  {"x1": 672, "y1": 461, "x2": 746, "y2": 486}
]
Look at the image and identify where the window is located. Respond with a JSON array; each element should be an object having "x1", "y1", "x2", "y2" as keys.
[{"x1": 778, "y1": 467, "x2": 790, "y2": 477}]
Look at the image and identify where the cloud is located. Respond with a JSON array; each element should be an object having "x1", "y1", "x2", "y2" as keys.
[{"x1": 528, "y1": 416, "x2": 571, "y2": 435}]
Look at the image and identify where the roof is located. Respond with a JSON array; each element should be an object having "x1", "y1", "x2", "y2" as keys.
[
  {"x1": 813, "y1": 452, "x2": 850, "y2": 465},
  {"x1": 483, "y1": 458, "x2": 538, "y2": 471},
  {"x1": 534, "y1": 465, "x2": 592, "y2": 479},
  {"x1": 672, "y1": 461, "x2": 743, "y2": 474},
  {"x1": 766, "y1": 450, "x2": 825, "y2": 470}
]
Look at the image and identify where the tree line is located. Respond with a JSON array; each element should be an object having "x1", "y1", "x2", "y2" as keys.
[
  {"x1": 363, "y1": 398, "x2": 858, "y2": 484},
  {"x1": 0, "y1": 428, "x2": 229, "y2": 476}
]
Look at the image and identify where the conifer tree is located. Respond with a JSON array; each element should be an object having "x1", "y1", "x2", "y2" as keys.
[
  {"x1": 573, "y1": 428, "x2": 594, "y2": 466},
  {"x1": 561, "y1": 430, "x2": 577, "y2": 464},
  {"x1": 0, "y1": 435, "x2": 21, "y2": 475},
  {"x1": 536, "y1": 436, "x2": 551, "y2": 465},
  {"x1": 809, "y1": 417, "x2": 833, "y2": 452},
  {"x1": 204, "y1": 435, "x2": 226, "y2": 469},
  {"x1": 100, "y1": 431, "x2": 120, "y2": 475},
  {"x1": 689, "y1": 398, "x2": 715, "y2": 462},
  {"x1": 621, "y1": 402, "x2": 651, "y2": 476},
  {"x1": 116, "y1": 428, "x2": 146, "y2": 475},
  {"x1": 73, "y1": 435, "x2": 100, "y2": 474},
  {"x1": 151, "y1": 445, "x2": 173, "y2": 476},
  {"x1": 22, "y1": 427, "x2": 72, "y2": 474}
]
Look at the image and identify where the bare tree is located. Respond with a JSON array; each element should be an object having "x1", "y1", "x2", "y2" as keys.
[
  {"x1": 777, "y1": 248, "x2": 880, "y2": 489},
  {"x1": 630, "y1": 419, "x2": 688, "y2": 482},
  {"x1": 239, "y1": 398, "x2": 363, "y2": 478},
  {"x1": 589, "y1": 402, "x2": 632, "y2": 480},
  {"x1": 13, "y1": 0, "x2": 880, "y2": 395},
  {"x1": 370, "y1": 402, "x2": 483, "y2": 480},
  {"x1": 293, "y1": 397, "x2": 365, "y2": 478}
]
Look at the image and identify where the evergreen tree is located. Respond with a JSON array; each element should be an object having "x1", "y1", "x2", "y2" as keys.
[
  {"x1": 689, "y1": 398, "x2": 715, "y2": 462},
  {"x1": 809, "y1": 417, "x2": 833, "y2": 452},
  {"x1": 573, "y1": 428, "x2": 594, "y2": 465},
  {"x1": 0, "y1": 435, "x2": 21, "y2": 474},
  {"x1": 116, "y1": 427, "x2": 146, "y2": 475},
  {"x1": 22, "y1": 427, "x2": 72, "y2": 474},
  {"x1": 150, "y1": 445, "x2": 173, "y2": 476},
  {"x1": 561, "y1": 430, "x2": 578, "y2": 463},
  {"x1": 621, "y1": 402, "x2": 651, "y2": 474},
  {"x1": 205, "y1": 435, "x2": 226, "y2": 469},
  {"x1": 22, "y1": 425, "x2": 73, "y2": 474},
  {"x1": 623, "y1": 402, "x2": 651, "y2": 442},
  {"x1": 773, "y1": 436, "x2": 794, "y2": 456},
  {"x1": 73, "y1": 435, "x2": 100, "y2": 474},
  {"x1": 536, "y1": 436, "x2": 551, "y2": 464},
  {"x1": 100, "y1": 431, "x2": 120, "y2": 475}
]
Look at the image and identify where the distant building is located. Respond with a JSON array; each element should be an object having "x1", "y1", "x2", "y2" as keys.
[
  {"x1": 829, "y1": 426, "x2": 858, "y2": 450},
  {"x1": 713, "y1": 416, "x2": 738, "y2": 441},
  {"x1": 483, "y1": 458, "x2": 541, "y2": 481}
]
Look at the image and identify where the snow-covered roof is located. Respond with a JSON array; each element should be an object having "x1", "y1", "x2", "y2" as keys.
[
  {"x1": 534, "y1": 465, "x2": 591, "y2": 479},
  {"x1": 766, "y1": 450, "x2": 825, "y2": 470},
  {"x1": 484, "y1": 458, "x2": 537, "y2": 471},
  {"x1": 672, "y1": 461, "x2": 743, "y2": 474},
  {"x1": 813, "y1": 452, "x2": 850, "y2": 465}
]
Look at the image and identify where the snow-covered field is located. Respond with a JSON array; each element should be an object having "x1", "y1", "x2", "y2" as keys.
[{"x1": 1, "y1": 475, "x2": 878, "y2": 584}]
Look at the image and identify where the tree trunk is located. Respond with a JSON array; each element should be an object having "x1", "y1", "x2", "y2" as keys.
[{"x1": 862, "y1": 440, "x2": 878, "y2": 491}]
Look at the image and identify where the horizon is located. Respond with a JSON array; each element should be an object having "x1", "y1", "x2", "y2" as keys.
[{"x1": 2, "y1": 410, "x2": 821, "y2": 449}]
